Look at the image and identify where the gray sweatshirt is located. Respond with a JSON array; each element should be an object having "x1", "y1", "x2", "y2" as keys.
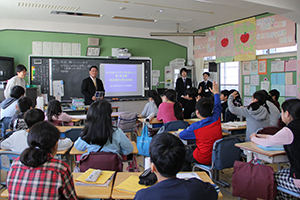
[
  {"x1": 228, "y1": 95, "x2": 270, "y2": 141},
  {"x1": 266, "y1": 100, "x2": 280, "y2": 127}
]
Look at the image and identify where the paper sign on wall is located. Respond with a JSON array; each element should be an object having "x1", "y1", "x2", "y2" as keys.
[
  {"x1": 244, "y1": 76, "x2": 250, "y2": 83},
  {"x1": 244, "y1": 97, "x2": 252, "y2": 106},
  {"x1": 285, "y1": 60, "x2": 297, "y2": 71},
  {"x1": 285, "y1": 73, "x2": 293, "y2": 85},
  {"x1": 271, "y1": 85, "x2": 285, "y2": 96},
  {"x1": 242, "y1": 61, "x2": 250, "y2": 75},
  {"x1": 244, "y1": 85, "x2": 251, "y2": 96},
  {"x1": 250, "y1": 60, "x2": 258, "y2": 74},
  {"x1": 271, "y1": 60, "x2": 285, "y2": 72},
  {"x1": 261, "y1": 81, "x2": 270, "y2": 91},
  {"x1": 250, "y1": 86, "x2": 256, "y2": 95},
  {"x1": 258, "y1": 59, "x2": 267, "y2": 74},
  {"x1": 285, "y1": 85, "x2": 297, "y2": 96},
  {"x1": 250, "y1": 75, "x2": 259, "y2": 86}
]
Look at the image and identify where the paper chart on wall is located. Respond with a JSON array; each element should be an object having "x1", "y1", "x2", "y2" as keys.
[
  {"x1": 261, "y1": 81, "x2": 270, "y2": 91},
  {"x1": 32, "y1": 41, "x2": 43, "y2": 55},
  {"x1": 72, "y1": 43, "x2": 81, "y2": 56},
  {"x1": 285, "y1": 85, "x2": 297, "y2": 96},
  {"x1": 271, "y1": 60, "x2": 285, "y2": 72},
  {"x1": 250, "y1": 86, "x2": 256, "y2": 95},
  {"x1": 244, "y1": 97, "x2": 252, "y2": 106},
  {"x1": 250, "y1": 75, "x2": 259, "y2": 86},
  {"x1": 285, "y1": 60, "x2": 297, "y2": 71},
  {"x1": 285, "y1": 73, "x2": 293, "y2": 85},
  {"x1": 52, "y1": 42, "x2": 62, "y2": 56},
  {"x1": 250, "y1": 60, "x2": 258, "y2": 74},
  {"x1": 242, "y1": 61, "x2": 250, "y2": 75},
  {"x1": 244, "y1": 85, "x2": 251, "y2": 96},
  {"x1": 63, "y1": 43, "x2": 72, "y2": 56},
  {"x1": 271, "y1": 73, "x2": 285, "y2": 85},
  {"x1": 258, "y1": 59, "x2": 267, "y2": 74},
  {"x1": 271, "y1": 85, "x2": 285, "y2": 96},
  {"x1": 43, "y1": 42, "x2": 53, "y2": 55},
  {"x1": 244, "y1": 76, "x2": 250, "y2": 84}
]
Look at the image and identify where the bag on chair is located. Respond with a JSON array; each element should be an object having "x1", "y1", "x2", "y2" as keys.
[
  {"x1": 232, "y1": 160, "x2": 277, "y2": 200},
  {"x1": 79, "y1": 146, "x2": 123, "y2": 172},
  {"x1": 137, "y1": 126, "x2": 151, "y2": 157}
]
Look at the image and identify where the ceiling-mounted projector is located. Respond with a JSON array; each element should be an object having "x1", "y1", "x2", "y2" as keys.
[{"x1": 117, "y1": 48, "x2": 131, "y2": 59}]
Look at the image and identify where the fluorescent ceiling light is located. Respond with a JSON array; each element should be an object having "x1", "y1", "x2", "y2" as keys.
[
  {"x1": 112, "y1": 16, "x2": 156, "y2": 22},
  {"x1": 50, "y1": 11, "x2": 103, "y2": 18}
]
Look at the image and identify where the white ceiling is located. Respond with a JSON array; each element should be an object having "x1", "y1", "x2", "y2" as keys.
[{"x1": 0, "y1": 0, "x2": 299, "y2": 33}]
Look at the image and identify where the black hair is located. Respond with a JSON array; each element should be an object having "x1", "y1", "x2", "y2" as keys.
[
  {"x1": 282, "y1": 99, "x2": 300, "y2": 121},
  {"x1": 259, "y1": 90, "x2": 278, "y2": 111},
  {"x1": 163, "y1": 89, "x2": 183, "y2": 120},
  {"x1": 89, "y1": 66, "x2": 98, "y2": 71},
  {"x1": 81, "y1": 99, "x2": 114, "y2": 146},
  {"x1": 16, "y1": 64, "x2": 27, "y2": 73},
  {"x1": 229, "y1": 89, "x2": 243, "y2": 106},
  {"x1": 220, "y1": 90, "x2": 230, "y2": 98},
  {"x1": 150, "y1": 132, "x2": 185, "y2": 177},
  {"x1": 46, "y1": 100, "x2": 62, "y2": 122},
  {"x1": 20, "y1": 121, "x2": 60, "y2": 167},
  {"x1": 18, "y1": 97, "x2": 32, "y2": 113},
  {"x1": 180, "y1": 68, "x2": 188, "y2": 76},
  {"x1": 24, "y1": 108, "x2": 45, "y2": 128},
  {"x1": 10, "y1": 85, "x2": 25, "y2": 99},
  {"x1": 269, "y1": 89, "x2": 280, "y2": 101},
  {"x1": 195, "y1": 98, "x2": 214, "y2": 117},
  {"x1": 148, "y1": 90, "x2": 162, "y2": 108},
  {"x1": 203, "y1": 72, "x2": 210, "y2": 76},
  {"x1": 186, "y1": 87, "x2": 198, "y2": 99},
  {"x1": 248, "y1": 90, "x2": 269, "y2": 113}
]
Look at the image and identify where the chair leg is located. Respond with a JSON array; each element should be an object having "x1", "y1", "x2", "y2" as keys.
[{"x1": 213, "y1": 170, "x2": 230, "y2": 188}]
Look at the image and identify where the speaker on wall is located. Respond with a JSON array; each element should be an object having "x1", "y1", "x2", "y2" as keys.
[{"x1": 209, "y1": 62, "x2": 217, "y2": 72}]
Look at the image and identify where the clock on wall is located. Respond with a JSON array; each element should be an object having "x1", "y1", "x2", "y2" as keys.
[{"x1": 86, "y1": 47, "x2": 101, "y2": 56}]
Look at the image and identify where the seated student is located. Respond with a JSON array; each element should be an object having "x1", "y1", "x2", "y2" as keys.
[
  {"x1": 9, "y1": 97, "x2": 32, "y2": 131},
  {"x1": 7, "y1": 121, "x2": 77, "y2": 199},
  {"x1": 250, "y1": 99, "x2": 300, "y2": 199},
  {"x1": 183, "y1": 87, "x2": 197, "y2": 119},
  {"x1": 269, "y1": 89, "x2": 280, "y2": 110},
  {"x1": 141, "y1": 90, "x2": 162, "y2": 117},
  {"x1": 74, "y1": 100, "x2": 133, "y2": 156},
  {"x1": 179, "y1": 82, "x2": 222, "y2": 167},
  {"x1": 228, "y1": 90, "x2": 270, "y2": 142},
  {"x1": 45, "y1": 99, "x2": 73, "y2": 126},
  {"x1": 134, "y1": 132, "x2": 217, "y2": 200},
  {"x1": 220, "y1": 89, "x2": 230, "y2": 121},
  {"x1": 260, "y1": 90, "x2": 280, "y2": 127},
  {"x1": 157, "y1": 89, "x2": 183, "y2": 124},
  {"x1": 1, "y1": 109, "x2": 72, "y2": 152},
  {"x1": 0, "y1": 86, "x2": 25, "y2": 120}
]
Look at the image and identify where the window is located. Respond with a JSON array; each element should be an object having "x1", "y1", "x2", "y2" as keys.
[
  {"x1": 220, "y1": 61, "x2": 240, "y2": 91},
  {"x1": 256, "y1": 44, "x2": 297, "y2": 55}
]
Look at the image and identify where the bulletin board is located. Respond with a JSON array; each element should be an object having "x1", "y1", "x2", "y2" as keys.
[{"x1": 242, "y1": 56, "x2": 297, "y2": 107}]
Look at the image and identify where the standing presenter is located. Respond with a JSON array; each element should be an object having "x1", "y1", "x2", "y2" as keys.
[{"x1": 81, "y1": 66, "x2": 105, "y2": 105}]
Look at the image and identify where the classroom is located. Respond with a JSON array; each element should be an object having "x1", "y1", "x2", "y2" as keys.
[{"x1": 0, "y1": 0, "x2": 300, "y2": 199}]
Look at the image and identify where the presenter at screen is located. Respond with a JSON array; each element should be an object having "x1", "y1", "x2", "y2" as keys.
[{"x1": 81, "y1": 66, "x2": 105, "y2": 105}]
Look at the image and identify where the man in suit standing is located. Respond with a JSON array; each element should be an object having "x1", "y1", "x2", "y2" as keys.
[
  {"x1": 81, "y1": 66, "x2": 105, "y2": 105},
  {"x1": 198, "y1": 72, "x2": 212, "y2": 98},
  {"x1": 175, "y1": 67, "x2": 192, "y2": 107}
]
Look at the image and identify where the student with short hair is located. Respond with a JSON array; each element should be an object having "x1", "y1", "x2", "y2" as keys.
[
  {"x1": 74, "y1": 100, "x2": 133, "y2": 156},
  {"x1": 157, "y1": 89, "x2": 183, "y2": 123},
  {"x1": 45, "y1": 99, "x2": 73, "y2": 126},
  {"x1": 198, "y1": 72, "x2": 213, "y2": 98},
  {"x1": 7, "y1": 121, "x2": 77, "y2": 199},
  {"x1": 228, "y1": 90, "x2": 270, "y2": 141},
  {"x1": 179, "y1": 82, "x2": 222, "y2": 168},
  {"x1": 4, "y1": 64, "x2": 27, "y2": 99},
  {"x1": 0, "y1": 85, "x2": 25, "y2": 120},
  {"x1": 220, "y1": 89, "x2": 230, "y2": 121},
  {"x1": 8, "y1": 96, "x2": 32, "y2": 131},
  {"x1": 141, "y1": 90, "x2": 162, "y2": 117},
  {"x1": 269, "y1": 89, "x2": 280, "y2": 110},
  {"x1": 1, "y1": 109, "x2": 72, "y2": 152},
  {"x1": 183, "y1": 87, "x2": 197, "y2": 119},
  {"x1": 134, "y1": 132, "x2": 217, "y2": 200},
  {"x1": 250, "y1": 99, "x2": 300, "y2": 199}
]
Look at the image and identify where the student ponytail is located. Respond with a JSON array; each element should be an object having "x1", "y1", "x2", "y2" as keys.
[
  {"x1": 164, "y1": 89, "x2": 183, "y2": 120},
  {"x1": 282, "y1": 99, "x2": 300, "y2": 121},
  {"x1": 248, "y1": 91, "x2": 269, "y2": 113},
  {"x1": 20, "y1": 121, "x2": 60, "y2": 167}
]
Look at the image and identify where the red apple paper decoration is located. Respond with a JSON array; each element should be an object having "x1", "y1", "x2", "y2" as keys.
[
  {"x1": 240, "y1": 32, "x2": 250, "y2": 43},
  {"x1": 221, "y1": 38, "x2": 229, "y2": 47}
]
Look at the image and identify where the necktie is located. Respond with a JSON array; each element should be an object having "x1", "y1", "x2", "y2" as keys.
[
  {"x1": 93, "y1": 78, "x2": 97, "y2": 90},
  {"x1": 184, "y1": 79, "x2": 186, "y2": 95}
]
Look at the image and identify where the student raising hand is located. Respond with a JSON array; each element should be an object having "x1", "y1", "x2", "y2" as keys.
[
  {"x1": 231, "y1": 91, "x2": 239, "y2": 99},
  {"x1": 209, "y1": 81, "x2": 219, "y2": 94}
]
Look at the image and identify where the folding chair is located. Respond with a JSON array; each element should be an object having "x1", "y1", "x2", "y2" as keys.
[
  {"x1": 117, "y1": 111, "x2": 138, "y2": 140},
  {"x1": 193, "y1": 137, "x2": 243, "y2": 188}
]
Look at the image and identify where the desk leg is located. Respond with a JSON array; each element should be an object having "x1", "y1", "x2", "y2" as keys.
[{"x1": 243, "y1": 150, "x2": 253, "y2": 162}]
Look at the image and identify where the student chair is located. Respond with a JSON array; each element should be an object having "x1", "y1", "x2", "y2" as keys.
[
  {"x1": 64, "y1": 128, "x2": 82, "y2": 142},
  {"x1": 255, "y1": 126, "x2": 282, "y2": 135},
  {"x1": 193, "y1": 137, "x2": 243, "y2": 188},
  {"x1": 117, "y1": 111, "x2": 138, "y2": 140},
  {"x1": 0, "y1": 117, "x2": 12, "y2": 138},
  {"x1": 0, "y1": 151, "x2": 21, "y2": 186},
  {"x1": 157, "y1": 120, "x2": 189, "y2": 134},
  {"x1": 277, "y1": 186, "x2": 300, "y2": 198}
]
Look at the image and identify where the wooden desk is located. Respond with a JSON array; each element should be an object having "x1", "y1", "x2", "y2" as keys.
[
  {"x1": 71, "y1": 118, "x2": 81, "y2": 123},
  {"x1": 235, "y1": 142, "x2": 288, "y2": 164},
  {"x1": 221, "y1": 122, "x2": 247, "y2": 131},
  {"x1": 1, "y1": 173, "x2": 114, "y2": 199},
  {"x1": 138, "y1": 118, "x2": 163, "y2": 124},
  {"x1": 70, "y1": 112, "x2": 120, "y2": 121},
  {"x1": 111, "y1": 172, "x2": 223, "y2": 199},
  {"x1": 70, "y1": 141, "x2": 138, "y2": 155},
  {"x1": 56, "y1": 126, "x2": 84, "y2": 133},
  {"x1": 184, "y1": 118, "x2": 201, "y2": 125},
  {"x1": 169, "y1": 130, "x2": 229, "y2": 137}
]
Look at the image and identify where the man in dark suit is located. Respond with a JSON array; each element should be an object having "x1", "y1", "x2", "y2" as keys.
[
  {"x1": 81, "y1": 66, "x2": 105, "y2": 105},
  {"x1": 198, "y1": 72, "x2": 213, "y2": 98},
  {"x1": 175, "y1": 67, "x2": 192, "y2": 107}
]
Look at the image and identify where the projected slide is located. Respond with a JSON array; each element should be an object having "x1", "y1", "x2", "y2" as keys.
[{"x1": 100, "y1": 63, "x2": 144, "y2": 97}]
